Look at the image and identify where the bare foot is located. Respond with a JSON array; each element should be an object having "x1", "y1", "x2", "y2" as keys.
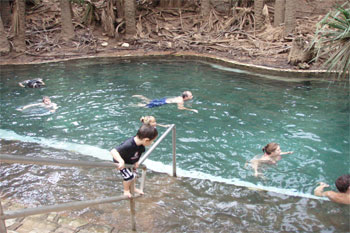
[
  {"x1": 124, "y1": 190, "x2": 132, "y2": 198},
  {"x1": 135, "y1": 188, "x2": 144, "y2": 195}
]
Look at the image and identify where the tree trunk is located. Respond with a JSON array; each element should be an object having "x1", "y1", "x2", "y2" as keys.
[
  {"x1": 101, "y1": 0, "x2": 116, "y2": 37},
  {"x1": 125, "y1": 0, "x2": 136, "y2": 37},
  {"x1": 159, "y1": 0, "x2": 182, "y2": 8},
  {"x1": 59, "y1": 0, "x2": 75, "y2": 40},
  {"x1": 0, "y1": 13, "x2": 10, "y2": 55},
  {"x1": 274, "y1": 0, "x2": 285, "y2": 27},
  {"x1": 200, "y1": 0, "x2": 210, "y2": 17},
  {"x1": 0, "y1": 0, "x2": 11, "y2": 27},
  {"x1": 13, "y1": 0, "x2": 26, "y2": 52},
  {"x1": 254, "y1": 0, "x2": 264, "y2": 29},
  {"x1": 284, "y1": 0, "x2": 295, "y2": 35},
  {"x1": 116, "y1": 0, "x2": 124, "y2": 19}
]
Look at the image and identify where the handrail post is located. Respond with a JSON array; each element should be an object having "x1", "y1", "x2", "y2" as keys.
[
  {"x1": 130, "y1": 182, "x2": 136, "y2": 231},
  {"x1": 140, "y1": 166, "x2": 147, "y2": 192},
  {"x1": 0, "y1": 199, "x2": 7, "y2": 233},
  {"x1": 172, "y1": 125, "x2": 177, "y2": 177}
]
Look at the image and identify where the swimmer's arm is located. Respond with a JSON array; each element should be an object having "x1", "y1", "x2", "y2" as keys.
[
  {"x1": 157, "y1": 123, "x2": 171, "y2": 128},
  {"x1": 314, "y1": 182, "x2": 350, "y2": 204},
  {"x1": 281, "y1": 151, "x2": 293, "y2": 155},
  {"x1": 250, "y1": 159, "x2": 262, "y2": 177},
  {"x1": 19, "y1": 82, "x2": 25, "y2": 87},
  {"x1": 110, "y1": 148, "x2": 125, "y2": 170},
  {"x1": 177, "y1": 103, "x2": 198, "y2": 113},
  {"x1": 19, "y1": 103, "x2": 42, "y2": 110}
]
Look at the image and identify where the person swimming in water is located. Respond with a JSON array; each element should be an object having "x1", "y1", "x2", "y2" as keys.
[
  {"x1": 140, "y1": 115, "x2": 171, "y2": 128},
  {"x1": 314, "y1": 174, "x2": 350, "y2": 205},
  {"x1": 18, "y1": 96, "x2": 58, "y2": 113},
  {"x1": 132, "y1": 91, "x2": 198, "y2": 113},
  {"x1": 248, "y1": 142, "x2": 293, "y2": 177},
  {"x1": 19, "y1": 78, "x2": 45, "y2": 88}
]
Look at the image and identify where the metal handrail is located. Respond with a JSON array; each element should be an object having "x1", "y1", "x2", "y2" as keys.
[
  {"x1": 139, "y1": 124, "x2": 177, "y2": 176},
  {"x1": 0, "y1": 124, "x2": 177, "y2": 232}
]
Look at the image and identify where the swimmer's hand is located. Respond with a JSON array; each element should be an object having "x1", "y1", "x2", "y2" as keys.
[
  {"x1": 192, "y1": 109, "x2": 198, "y2": 113},
  {"x1": 318, "y1": 182, "x2": 329, "y2": 188},
  {"x1": 16, "y1": 107, "x2": 24, "y2": 111}
]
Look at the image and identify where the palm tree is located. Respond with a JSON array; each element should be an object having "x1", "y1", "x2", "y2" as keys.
[
  {"x1": 310, "y1": 3, "x2": 350, "y2": 80},
  {"x1": 60, "y1": 0, "x2": 75, "y2": 40},
  {"x1": 284, "y1": 0, "x2": 295, "y2": 35},
  {"x1": 13, "y1": 0, "x2": 26, "y2": 52},
  {"x1": 254, "y1": 0, "x2": 264, "y2": 29},
  {"x1": 274, "y1": 0, "x2": 285, "y2": 27},
  {"x1": 0, "y1": 13, "x2": 10, "y2": 54},
  {"x1": 0, "y1": 0, "x2": 11, "y2": 27},
  {"x1": 125, "y1": 0, "x2": 136, "y2": 36}
]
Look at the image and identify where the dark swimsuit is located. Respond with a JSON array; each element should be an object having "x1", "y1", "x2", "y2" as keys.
[
  {"x1": 146, "y1": 98, "x2": 167, "y2": 108},
  {"x1": 22, "y1": 80, "x2": 43, "y2": 88}
]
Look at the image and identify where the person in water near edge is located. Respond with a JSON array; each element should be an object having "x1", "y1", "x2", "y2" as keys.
[
  {"x1": 110, "y1": 124, "x2": 158, "y2": 198},
  {"x1": 140, "y1": 115, "x2": 171, "y2": 128},
  {"x1": 314, "y1": 174, "x2": 350, "y2": 205},
  {"x1": 19, "y1": 78, "x2": 45, "y2": 88},
  {"x1": 132, "y1": 91, "x2": 198, "y2": 113},
  {"x1": 18, "y1": 96, "x2": 58, "y2": 113},
  {"x1": 248, "y1": 142, "x2": 293, "y2": 177}
]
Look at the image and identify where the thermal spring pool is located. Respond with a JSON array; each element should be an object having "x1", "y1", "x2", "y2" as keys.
[{"x1": 0, "y1": 57, "x2": 349, "y2": 232}]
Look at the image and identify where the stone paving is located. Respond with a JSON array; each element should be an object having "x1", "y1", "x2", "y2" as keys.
[{"x1": 2, "y1": 199, "x2": 135, "y2": 233}]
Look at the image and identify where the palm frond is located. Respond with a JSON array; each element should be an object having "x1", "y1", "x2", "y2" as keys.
[{"x1": 309, "y1": 2, "x2": 350, "y2": 81}]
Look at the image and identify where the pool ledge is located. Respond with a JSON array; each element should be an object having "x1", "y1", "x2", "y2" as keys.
[{"x1": 0, "y1": 50, "x2": 329, "y2": 79}]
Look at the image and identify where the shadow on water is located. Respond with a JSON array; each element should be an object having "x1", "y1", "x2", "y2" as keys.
[{"x1": 1, "y1": 139, "x2": 349, "y2": 232}]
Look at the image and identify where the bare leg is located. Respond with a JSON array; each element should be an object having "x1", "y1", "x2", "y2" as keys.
[
  {"x1": 132, "y1": 95, "x2": 151, "y2": 102},
  {"x1": 134, "y1": 188, "x2": 144, "y2": 195},
  {"x1": 123, "y1": 180, "x2": 132, "y2": 198}
]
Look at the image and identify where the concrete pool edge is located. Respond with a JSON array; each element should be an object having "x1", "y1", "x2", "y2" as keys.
[{"x1": 0, "y1": 50, "x2": 329, "y2": 79}]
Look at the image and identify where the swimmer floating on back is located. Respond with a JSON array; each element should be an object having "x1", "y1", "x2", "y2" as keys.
[
  {"x1": 132, "y1": 91, "x2": 198, "y2": 113},
  {"x1": 18, "y1": 96, "x2": 58, "y2": 113},
  {"x1": 19, "y1": 78, "x2": 45, "y2": 88},
  {"x1": 248, "y1": 142, "x2": 293, "y2": 177}
]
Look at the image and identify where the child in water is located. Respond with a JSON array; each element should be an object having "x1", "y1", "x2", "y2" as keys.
[
  {"x1": 140, "y1": 116, "x2": 171, "y2": 128},
  {"x1": 249, "y1": 142, "x2": 293, "y2": 177},
  {"x1": 18, "y1": 96, "x2": 58, "y2": 113}
]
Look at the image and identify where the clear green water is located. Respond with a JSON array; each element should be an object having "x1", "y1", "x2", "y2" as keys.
[{"x1": 0, "y1": 57, "x2": 349, "y2": 198}]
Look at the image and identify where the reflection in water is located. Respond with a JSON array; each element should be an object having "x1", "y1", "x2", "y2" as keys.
[{"x1": 0, "y1": 139, "x2": 349, "y2": 232}]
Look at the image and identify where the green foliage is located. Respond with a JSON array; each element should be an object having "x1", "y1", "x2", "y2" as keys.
[{"x1": 310, "y1": 2, "x2": 350, "y2": 80}]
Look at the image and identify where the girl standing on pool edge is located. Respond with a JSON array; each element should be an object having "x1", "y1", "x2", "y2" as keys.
[{"x1": 249, "y1": 142, "x2": 293, "y2": 177}]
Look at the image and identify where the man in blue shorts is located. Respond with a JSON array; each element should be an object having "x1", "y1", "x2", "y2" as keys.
[{"x1": 132, "y1": 91, "x2": 198, "y2": 113}]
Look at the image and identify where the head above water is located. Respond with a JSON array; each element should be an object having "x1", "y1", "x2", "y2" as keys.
[
  {"x1": 136, "y1": 124, "x2": 158, "y2": 141},
  {"x1": 335, "y1": 174, "x2": 350, "y2": 193},
  {"x1": 140, "y1": 116, "x2": 157, "y2": 127},
  {"x1": 182, "y1": 91, "x2": 193, "y2": 101},
  {"x1": 262, "y1": 142, "x2": 280, "y2": 155},
  {"x1": 42, "y1": 96, "x2": 51, "y2": 104}
]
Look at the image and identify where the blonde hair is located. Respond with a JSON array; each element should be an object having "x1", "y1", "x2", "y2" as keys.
[{"x1": 140, "y1": 116, "x2": 156, "y2": 125}]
